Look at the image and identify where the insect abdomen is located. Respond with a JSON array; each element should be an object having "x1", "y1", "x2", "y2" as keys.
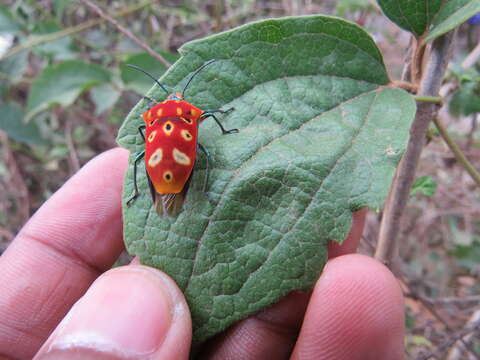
[{"x1": 144, "y1": 103, "x2": 199, "y2": 194}]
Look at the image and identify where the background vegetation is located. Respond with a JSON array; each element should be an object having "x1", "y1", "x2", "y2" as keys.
[{"x1": 0, "y1": 0, "x2": 479, "y2": 358}]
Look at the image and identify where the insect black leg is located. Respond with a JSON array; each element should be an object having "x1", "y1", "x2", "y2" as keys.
[
  {"x1": 138, "y1": 125, "x2": 146, "y2": 141},
  {"x1": 201, "y1": 112, "x2": 239, "y2": 135},
  {"x1": 203, "y1": 107, "x2": 234, "y2": 115},
  {"x1": 126, "y1": 149, "x2": 146, "y2": 206},
  {"x1": 198, "y1": 143, "x2": 210, "y2": 192},
  {"x1": 126, "y1": 125, "x2": 147, "y2": 206}
]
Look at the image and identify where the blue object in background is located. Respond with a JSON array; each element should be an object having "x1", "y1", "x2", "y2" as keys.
[{"x1": 468, "y1": 13, "x2": 480, "y2": 25}]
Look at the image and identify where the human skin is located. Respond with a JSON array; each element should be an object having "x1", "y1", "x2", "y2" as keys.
[{"x1": 0, "y1": 148, "x2": 405, "y2": 359}]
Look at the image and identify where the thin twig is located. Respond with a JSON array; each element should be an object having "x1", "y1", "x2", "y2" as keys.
[
  {"x1": 461, "y1": 41, "x2": 480, "y2": 70},
  {"x1": 65, "y1": 118, "x2": 80, "y2": 174},
  {"x1": 419, "y1": 321, "x2": 480, "y2": 360},
  {"x1": 0, "y1": 132, "x2": 30, "y2": 222},
  {"x1": 80, "y1": 0, "x2": 171, "y2": 67},
  {"x1": 447, "y1": 309, "x2": 480, "y2": 360},
  {"x1": 433, "y1": 116, "x2": 480, "y2": 187},
  {"x1": 392, "y1": 79, "x2": 417, "y2": 92},
  {"x1": 375, "y1": 31, "x2": 455, "y2": 267},
  {"x1": 466, "y1": 114, "x2": 478, "y2": 149},
  {"x1": 405, "y1": 294, "x2": 480, "y2": 307},
  {"x1": 413, "y1": 95, "x2": 443, "y2": 104},
  {"x1": 402, "y1": 275, "x2": 480, "y2": 360},
  {"x1": 1, "y1": 0, "x2": 154, "y2": 61}
]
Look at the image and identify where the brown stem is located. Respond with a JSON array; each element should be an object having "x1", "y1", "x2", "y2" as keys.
[
  {"x1": 80, "y1": 0, "x2": 171, "y2": 67},
  {"x1": 411, "y1": 38, "x2": 427, "y2": 86},
  {"x1": 401, "y1": 36, "x2": 414, "y2": 82},
  {"x1": 375, "y1": 31, "x2": 455, "y2": 267},
  {"x1": 391, "y1": 80, "x2": 417, "y2": 93}
]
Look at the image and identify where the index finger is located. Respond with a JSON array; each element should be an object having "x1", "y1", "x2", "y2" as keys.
[{"x1": 0, "y1": 148, "x2": 129, "y2": 360}]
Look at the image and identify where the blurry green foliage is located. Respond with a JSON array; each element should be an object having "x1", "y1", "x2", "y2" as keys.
[
  {"x1": 26, "y1": 60, "x2": 111, "y2": 120},
  {"x1": 448, "y1": 64, "x2": 480, "y2": 117},
  {"x1": 120, "y1": 51, "x2": 180, "y2": 94},
  {"x1": 335, "y1": 0, "x2": 374, "y2": 17},
  {"x1": 90, "y1": 83, "x2": 121, "y2": 116},
  {"x1": 0, "y1": 5, "x2": 21, "y2": 34},
  {"x1": 411, "y1": 175, "x2": 437, "y2": 197},
  {"x1": 30, "y1": 22, "x2": 77, "y2": 60},
  {"x1": 450, "y1": 241, "x2": 480, "y2": 271},
  {"x1": 450, "y1": 81, "x2": 480, "y2": 117},
  {"x1": 0, "y1": 102, "x2": 44, "y2": 145}
]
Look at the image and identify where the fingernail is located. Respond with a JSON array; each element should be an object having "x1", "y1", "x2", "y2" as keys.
[{"x1": 36, "y1": 266, "x2": 176, "y2": 359}]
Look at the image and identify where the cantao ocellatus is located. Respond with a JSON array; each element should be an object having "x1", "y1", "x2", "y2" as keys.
[{"x1": 126, "y1": 60, "x2": 238, "y2": 216}]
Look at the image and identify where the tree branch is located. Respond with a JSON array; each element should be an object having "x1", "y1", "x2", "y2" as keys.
[
  {"x1": 375, "y1": 31, "x2": 455, "y2": 267},
  {"x1": 80, "y1": 0, "x2": 171, "y2": 67},
  {"x1": 0, "y1": 1, "x2": 154, "y2": 61}
]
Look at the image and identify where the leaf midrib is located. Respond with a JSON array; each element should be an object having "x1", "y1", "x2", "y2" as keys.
[
  {"x1": 183, "y1": 86, "x2": 383, "y2": 292},
  {"x1": 193, "y1": 90, "x2": 380, "y2": 337}
]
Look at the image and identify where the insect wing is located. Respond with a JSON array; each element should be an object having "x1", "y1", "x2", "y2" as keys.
[{"x1": 144, "y1": 113, "x2": 198, "y2": 216}]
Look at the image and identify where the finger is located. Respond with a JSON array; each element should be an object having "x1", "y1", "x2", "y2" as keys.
[
  {"x1": 34, "y1": 265, "x2": 192, "y2": 360},
  {"x1": 328, "y1": 208, "x2": 367, "y2": 258},
  {"x1": 291, "y1": 254, "x2": 405, "y2": 360},
  {"x1": 198, "y1": 210, "x2": 366, "y2": 359},
  {"x1": 199, "y1": 291, "x2": 310, "y2": 359},
  {"x1": 0, "y1": 148, "x2": 129, "y2": 359}
]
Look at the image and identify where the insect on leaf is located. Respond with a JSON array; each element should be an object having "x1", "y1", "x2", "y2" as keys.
[{"x1": 118, "y1": 15, "x2": 416, "y2": 346}]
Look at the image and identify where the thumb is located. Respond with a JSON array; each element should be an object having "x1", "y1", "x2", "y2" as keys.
[{"x1": 34, "y1": 265, "x2": 191, "y2": 360}]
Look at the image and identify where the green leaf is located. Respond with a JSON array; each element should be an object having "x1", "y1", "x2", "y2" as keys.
[
  {"x1": 409, "y1": 335, "x2": 433, "y2": 347},
  {"x1": 336, "y1": 0, "x2": 374, "y2": 17},
  {"x1": 26, "y1": 60, "x2": 111, "y2": 120},
  {"x1": 450, "y1": 241, "x2": 480, "y2": 271},
  {"x1": 410, "y1": 175, "x2": 437, "y2": 196},
  {"x1": 0, "y1": 51, "x2": 28, "y2": 96},
  {"x1": 0, "y1": 102, "x2": 45, "y2": 145},
  {"x1": 120, "y1": 51, "x2": 180, "y2": 94},
  {"x1": 53, "y1": 0, "x2": 70, "y2": 22},
  {"x1": 90, "y1": 83, "x2": 121, "y2": 115},
  {"x1": 30, "y1": 22, "x2": 77, "y2": 60},
  {"x1": 117, "y1": 15, "x2": 416, "y2": 346},
  {"x1": 376, "y1": 0, "x2": 442, "y2": 36},
  {"x1": 0, "y1": 5, "x2": 21, "y2": 35},
  {"x1": 425, "y1": 0, "x2": 480, "y2": 42},
  {"x1": 449, "y1": 81, "x2": 480, "y2": 117}
]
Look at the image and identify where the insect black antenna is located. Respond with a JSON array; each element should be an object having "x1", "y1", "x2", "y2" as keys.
[
  {"x1": 182, "y1": 59, "x2": 217, "y2": 97},
  {"x1": 126, "y1": 64, "x2": 169, "y2": 95}
]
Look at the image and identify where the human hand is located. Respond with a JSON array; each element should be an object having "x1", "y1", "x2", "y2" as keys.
[{"x1": 0, "y1": 148, "x2": 404, "y2": 359}]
